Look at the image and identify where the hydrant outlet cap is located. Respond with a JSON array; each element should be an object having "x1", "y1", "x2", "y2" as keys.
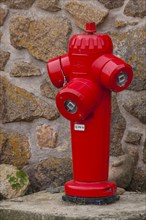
[{"x1": 85, "y1": 22, "x2": 96, "y2": 33}]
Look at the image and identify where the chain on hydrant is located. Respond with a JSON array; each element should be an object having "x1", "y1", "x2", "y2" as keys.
[{"x1": 47, "y1": 22, "x2": 133, "y2": 205}]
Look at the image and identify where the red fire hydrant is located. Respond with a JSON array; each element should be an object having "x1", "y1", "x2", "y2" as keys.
[{"x1": 47, "y1": 22, "x2": 133, "y2": 205}]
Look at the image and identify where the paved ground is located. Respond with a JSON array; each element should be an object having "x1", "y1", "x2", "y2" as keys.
[{"x1": 0, "y1": 191, "x2": 145, "y2": 220}]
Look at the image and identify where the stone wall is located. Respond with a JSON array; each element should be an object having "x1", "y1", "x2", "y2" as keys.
[{"x1": 0, "y1": 0, "x2": 146, "y2": 192}]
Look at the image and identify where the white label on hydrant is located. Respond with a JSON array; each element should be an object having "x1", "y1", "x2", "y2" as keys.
[{"x1": 74, "y1": 124, "x2": 85, "y2": 131}]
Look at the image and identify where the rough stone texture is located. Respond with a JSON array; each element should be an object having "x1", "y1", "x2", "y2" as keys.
[
  {"x1": 114, "y1": 20, "x2": 128, "y2": 28},
  {"x1": 10, "y1": 16, "x2": 71, "y2": 62},
  {"x1": 110, "y1": 95, "x2": 125, "y2": 156},
  {"x1": 125, "y1": 145, "x2": 139, "y2": 165},
  {"x1": 0, "y1": 130, "x2": 6, "y2": 154},
  {"x1": 122, "y1": 91, "x2": 146, "y2": 124},
  {"x1": 0, "y1": 5, "x2": 8, "y2": 26},
  {"x1": 46, "y1": 186, "x2": 64, "y2": 194},
  {"x1": 98, "y1": 0, "x2": 125, "y2": 9},
  {"x1": 25, "y1": 156, "x2": 72, "y2": 193},
  {"x1": 0, "y1": 0, "x2": 35, "y2": 9},
  {"x1": 10, "y1": 61, "x2": 41, "y2": 77},
  {"x1": 0, "y1": 164, "x2": 29, "y2": 200},
  {"x1": 125, "y1": 131, "x2": 142, "y2": 145},
  {"x1": 0, "y1": 50, "x2": 10, "y2": 71},
  {"x1": 127, "y1": 168, "x2": 146, "y2": 192},
  {"x1": 36, "y1": 0, "x2": 61, "y2": 12},
  {"x1": 143, "y1": 139, "x2": 146, "y2": 163},
  {"x1": 109, "y1": 155, "x2": 134, "y2": 189},
  {"x1": 0, "y1": 77, "x2": 59, "y2": 123},
  {"x1": 110, "y1": 27, "x2": 146, "y2": 91},
  {"x1": 36, "y1": 124, "x2": 58, "y2": 149},
  {"x1": 0, "y1": 31, "x2": 2, "y2": 42},
  {"x1": 124, "y1": 0, "x2": 146, "y2": 18},
  {"x1": 0, "y1": 129, "x2": 31, "y2": 168},
  {"x1": 116, "y1": 187, "x2": 125, "y2": 195},
  {"x1": 0, "y1": 191, "x2": 146, "y2": 220},
  {"x1": 0, "y1": 81, "x2": 3, "y2": 120},
  {"x1": 64, "y1": 0, "x2": 108, "y2": 30},
  {"x1": 114, "y1": 19, "x2": 139, "y2": 28},
  {"x1": 10, "y1": 16, "x2": 30, "y2": 49},
  {"x1": 40, "y1": 78, "x2": 58, "y2": 100}
]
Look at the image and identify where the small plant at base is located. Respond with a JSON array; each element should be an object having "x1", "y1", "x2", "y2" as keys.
[{"x1": 7, "y1": 170, "x2": 29, "y2": 191}]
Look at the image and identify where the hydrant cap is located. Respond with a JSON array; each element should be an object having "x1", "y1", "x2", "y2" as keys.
[{"x1": 85, "y1": 22, "x2": 96, "y2": 33}]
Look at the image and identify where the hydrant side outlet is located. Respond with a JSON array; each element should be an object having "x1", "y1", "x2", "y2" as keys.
[{"x1": 47, "y1": 22, "x2": 133, "y2": 205}]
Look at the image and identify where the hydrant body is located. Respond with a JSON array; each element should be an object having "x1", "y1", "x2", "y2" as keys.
[{"x1": 47, "y1": 23, "x2": 133, "y2": 204}]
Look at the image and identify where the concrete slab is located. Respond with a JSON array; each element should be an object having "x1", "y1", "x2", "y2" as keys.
[{"x1": 0, "y1": 191, "x2": 145, "y2": 220}]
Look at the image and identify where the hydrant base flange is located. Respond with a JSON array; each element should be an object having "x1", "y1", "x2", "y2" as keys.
[
  {"x1": 64, "y1": 180, "x2": 117, "y2": 198},
  {"x1": 62, "y1": 194, "x2": 120, "y2": 205}
]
